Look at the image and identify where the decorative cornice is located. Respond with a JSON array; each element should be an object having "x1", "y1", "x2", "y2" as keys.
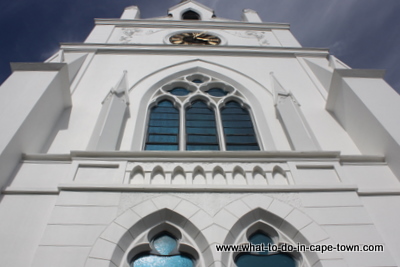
[
  {"x1": 21, "y1": 150, "x2": 382, "y2": 163},
  {"x1": 60, "y1": 43, "x2": 329, "y2": 57},
  {"x1": 94, "y1": 18, "x2": 291, "y2": 31},
  {"x1": 57, "y1": 183, "x2": 358, "y2": 193}
]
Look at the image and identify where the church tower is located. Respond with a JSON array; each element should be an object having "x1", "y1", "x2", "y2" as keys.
[{"x1": 1, "y1": 1, "x2": 400, "y2": 266}]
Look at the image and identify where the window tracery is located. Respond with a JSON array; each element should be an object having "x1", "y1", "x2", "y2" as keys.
[
  {"x1": 231, "y1": 223, "x2": 301, "y2": 267},
  {"x1": 130, "y1": 232, "x2": 194, "y2": 267},
  {"x1": 144, "y1": 74, "x2": 260, "y2": 151},
  {"x1": 235, "y1": 231, "x2": 296, "y2": 267}
]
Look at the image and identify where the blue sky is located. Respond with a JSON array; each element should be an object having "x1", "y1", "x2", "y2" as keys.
[{"x1": 1, "y1": 0, "x2": 399, "y2": 93}]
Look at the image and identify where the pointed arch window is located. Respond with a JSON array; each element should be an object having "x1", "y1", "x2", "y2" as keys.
[
  {"x1": 145, "y1": 100, "x2": 179, "y2": 151},
  {"x1": 131, "y1": 233, "x2": 193, "y2": 267},
  {"x1": 144, "y1": 75, "x2": 261, "y2": 151},
  {"x1": 221, "y1": 101, "x2": 259, "y2": 151},
  {"x1": 186, "y1": 100, "x2": 219, "y2": 151}
]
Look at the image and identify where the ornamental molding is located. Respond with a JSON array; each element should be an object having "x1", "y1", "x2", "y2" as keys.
[
  {"x1": 60, "y1": 43, "x2": 329, "y2": 58},
  {"x1": 96, "y1": 18, "x2": 290, "y2": 31},
  {"x1": 119, "y1": 28, "x2": 164, "y2": 43},
  {"x1": 224, "y1": 30, "x2": 270, "y2": 46}
]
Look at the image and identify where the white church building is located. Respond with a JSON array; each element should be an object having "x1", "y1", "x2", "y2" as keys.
[{"x1": 1, "y1": 1, "x2": 400, "y2": 266}]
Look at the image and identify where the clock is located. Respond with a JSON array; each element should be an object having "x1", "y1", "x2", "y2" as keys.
[{"x1": 170, "y1": 32, "x2": 221, "y2": 45}]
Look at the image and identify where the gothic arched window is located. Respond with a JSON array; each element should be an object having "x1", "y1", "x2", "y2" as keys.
[
  {"x1": 144, "y1": 74, "x2": 260, "y2": 151},
  {"x1": 221, "y1": 101, "x2": 259, "y2": 151},
  {"x1": 235, "y1": 231, "x2": 296, "y2": 267},
  {"x1": 145, "y1": 100, "x2": 179, "y2": 151},
  {"x1": 131, "y1": 233, "x2": 193, "y2": 267},
  {"x1": 186, "y1": 100, "x2": 219, "y2": 151}
]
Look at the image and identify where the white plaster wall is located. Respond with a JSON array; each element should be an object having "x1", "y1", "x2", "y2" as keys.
[
  {"x1": 46, "y1": 53, "x2": 360, "y2": 154},
  {"x1": 9, "y1": 162, "x2": 72, "y2": 188},
  {"x1": 0, "y1": 195, "x2": 57, "y2": 266},
  {"x1": 31, "y1": 191, "x2": 121, "y2": 267},
  {"x1": 361, "y1": 196, "x2": 400, "y2": 266}
]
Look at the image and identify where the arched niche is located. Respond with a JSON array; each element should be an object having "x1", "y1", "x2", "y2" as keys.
[
  {"x1": 212, "y1": 166, "x2": 226, "y2": 184},
  {"x1": 272, "y1": 165, "x2": 288, "y2": 185},
  {"x1": 172, "y1": 166, "x2": 186, "y2": 184},
  {"x1": 193, "y1": 166, "x2": 206, "y2": 184},
  {"x1": 232, "y1": 166, "x2": 247, "y2": 185},
  {"x1": 130, "y1": 165, "x2": 145, "y2": 184},
  {"x1": 151, "y1": 166, "x2": 165, "y2": 184},
  {"x1": 252, "y1": 166, "x2": 267, "y2": 185}
]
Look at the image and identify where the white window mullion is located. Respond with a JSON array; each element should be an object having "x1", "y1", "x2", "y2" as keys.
[
  {"x1": 179, "y1": 106, "x2": 186, "y2": 151},
  {"x1": 215, "y1": 106, "x2": 226, "y2": 151}
]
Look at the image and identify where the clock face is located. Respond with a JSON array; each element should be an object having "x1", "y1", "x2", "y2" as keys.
[{"x1": 170, "y1": 32, "x2": 221, "y2": 45}]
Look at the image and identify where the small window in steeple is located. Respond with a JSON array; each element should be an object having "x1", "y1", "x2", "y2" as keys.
[{"x1": 182, "y1": 10, "x2": 200, "y2": 20}]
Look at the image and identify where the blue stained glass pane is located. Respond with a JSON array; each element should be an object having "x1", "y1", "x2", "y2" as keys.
[
  {"x1": 186, "y1": 114, "x2": 215, "y2": 120},
  {"x1": 157, "y1": 100, "x2": 175, "y2": 107},
  {"x1": 235, "y1": 232, "x2": 295, "y2": 267},
  {"x1": 225, "y1": 101, "x2": 241, "y2": 108},
  {"x1": 145, "y1": 100, "x2": 179, "y2": 151},
  {"x1": 223, "y1": 128, "x2": 254, "y2": 135},
  {"x1": 221, "y1": 101, "x2": 259, "y2": 151},
  {"x1": 226, "y1": 135, "x2": 257, "y2": 144},
  {"x1": 206, "y1": 88, "x2": 228, "y2": 97},
  {"x1": 149, "y1": 119, "x2": 179, "y2": 127},
  {"x1": 189, "y1": 101, "x2": 208, "y2": 108},
  {"x1": 222, "y1": 121, "x2": 254, "y2": 128},
  {"x1": 186, "y1": 127, "x2": 217, "y2": 135},
  {"x1": 145, "y1": 144, "x2": 179, "y2": 150},
  {"x1": 186, "y1": 100, "x2": 219, "y2": 150},
  {"x1": 221, "y1": 114, "x2": 252, "y2": 121},
  {"x1": 148, "y1": 127, "x2": 179, "y2": 134},
  {"x1": 153, "y1": 235, "x2": 177, "y2": 255},
  {"x1": 148, "y1": 134, "x2": 178, "y2": 143},
  {"x1": 186, "y1": 120, "x2": 217, "y2": 127},
  {"x1": 235, "y1": 253, "x2": 296, "y2": 267},
  {"x1": 187, "y1": 135, "x2": 218, "y2": 143},
  {"x1": 249, "y1": 232, "x2": 273, "y2": 255},
  {"x1": 150, "y1": 113, "x2": 179, "y2": 120},
  {"x1": 132, "y1": 254, "x2": 193, "y2": 267},
  {"x1": 151, "y1": 106, "x2": 179, "y2": 113},
  {"x1": 186, "y1": 108, "x2": 213, "y2": 114},
  {"x1": 169, "y1": 87, "x2": 191, "y2": 96},
  {"x1": 192, "y1": 79, "x2": 203, "y2": 83}
]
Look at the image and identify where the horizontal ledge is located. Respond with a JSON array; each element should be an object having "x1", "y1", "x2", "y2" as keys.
[
  {"x1": 60, "y1": 43, "x2": 329, "y2": 57},
  {"x1": 94, "y1": 18, "x2": 291, "y2": 30},
  {"x1": 22, "y1": 151, "x2": 386, "y2": 164},
  {"x1": 333, "y1": 69, "x2": 386, "y2": 79},
  {"x1": 358, "y1": 188, "x2": 400, "y2": 196},
  {"x1": 11, "y1": 62, "x2": 67, "y2": 72},
  {"x1": 23, "y1": 150, "x2": 342, "y2": 162},
  {"x1": 340, "y1": 155, "x2": 385, "y2": 164},
  {"x1": 2, "y1": 187, "x2": 59, "y2": 195},
  {"x1": 57, "y1": 184, "x2": 358, "y2": 193}
]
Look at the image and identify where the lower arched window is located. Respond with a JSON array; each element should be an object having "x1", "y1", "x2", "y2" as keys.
[
  {"x1": 235, "y1": 231, "x2": 296, "y2": 267},
  {"x1": 131, "y1": 233, "x2": 193, "y2": 267}
]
